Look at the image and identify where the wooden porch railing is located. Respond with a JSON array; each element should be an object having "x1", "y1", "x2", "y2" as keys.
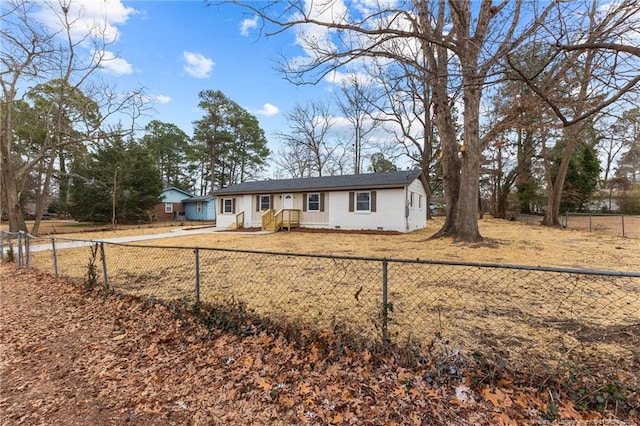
[
  {"x1": 235, "y1": 211, "x2": 244, "y2": 229},
  {"x1": 261, "y1": 209, "x2": 275, "y2": 230},
  {"x1": 261, "y1": 209, "x2": 300, "y2": 232}
]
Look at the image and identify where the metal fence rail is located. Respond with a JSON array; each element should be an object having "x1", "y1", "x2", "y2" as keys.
[
  {"x1": 563, "y1": 212, "x2": 639, "y2": 238},
  {"x1": 515, "y1": 213, "x2": 639, "y2": 238},
  {"x1": 3, "y1": 231, "x2": 639, "y2": 375}
]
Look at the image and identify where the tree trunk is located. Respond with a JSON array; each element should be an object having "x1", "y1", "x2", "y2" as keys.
[
  {"x1": 430, "y1": 87, "x2": 460, "y2": 238},
  {"x1": 0, "y1": 136, "x2": 27, "y2": 233},
  {"x1": 542, "y1": 126, "x2": 580, "y2": 226},
  {"x1": 31, "y1": 151, "x2": 56, "y2": 236},
  {"x1": 112, "y1": 169, "x2": 118, "y2": 230},
  {"x1": 209, "y1": 139, "x2": 216, "y2": 194},
  {"x1": 453, "y1": 84, "x2": 483, "y2": 242},
  {"x1": 516, "y1": 129, "x2": 535, "y2": 214}
]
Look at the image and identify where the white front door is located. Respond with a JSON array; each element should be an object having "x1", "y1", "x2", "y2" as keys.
[{"x1": 283, "y1": 194, "x2": 293, "y2": 209}]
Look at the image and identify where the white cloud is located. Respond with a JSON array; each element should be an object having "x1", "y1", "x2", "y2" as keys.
[
  {"x1": 182, "y1": 51, "x2": 215, "y2": 78},
  {"x1": 93, "y1": 50, "x2": 133, "y2": 75},
  {"x1": 154, "y1": 95, "x2": 172, "y2": 104},
  {"x1": 325, "y1": 70, "x2": 372, "y2": 86},
  {"x1": 255, "y1": 103, "x2": 279, "y2": 116},
  {"x1": 240, "y1": 16, "x2": 258, "y2": 36},
  {"x1": 35, "y1": 0, "x2": 137, "y2": 45}
]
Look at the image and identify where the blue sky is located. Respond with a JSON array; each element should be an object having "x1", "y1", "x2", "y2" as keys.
[
  {"x1": 30, "y1": 0, "x2": 341, "y2": 153},
  {"x1": 102, "y1": 1, "x2": 318, "y2": 140}
]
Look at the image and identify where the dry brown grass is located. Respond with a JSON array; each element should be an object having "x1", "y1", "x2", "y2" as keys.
[
  {"x1": 563, "y1": 214, "x2": 640, "y2": 239},
  {"x1": 24, "y1": 217, "x2": 640, "y2": 376},
  {"x1": 126, "y1": 217, "x2": 639, "y2": 271}
]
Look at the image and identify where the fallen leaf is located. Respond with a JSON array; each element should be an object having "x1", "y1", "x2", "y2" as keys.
[
  {"x1": 559, "y1": 399, "x2": 581, "y2": 420},
  {"x1": 483, "y1": 387, "x2": 502, "y2": 407},
  {"x1": 243, "y1": 356, "x2": 254, "y2": 368},
  {"x1": 257, "y1": 379, "x2": 272, "y2": 391},
  {"x1": 331, "y1": 413, "x2": 344, "y2": 424},
  {"x1": 278, "y1": 394, "x2": 296, "y2": 408},
  {"x1": 492, "y1": 412, "x2": 517, "y2": 426},
  {"x1": 393, "y1": 386, "x2": 407, "y2": 398},
  {"x1": 298, "y1": 381, "x2": 312, "y2": 394}
]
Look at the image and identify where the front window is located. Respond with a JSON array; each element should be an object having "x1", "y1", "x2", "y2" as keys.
[
  {"x1": 196, "y1": 202, "x2": 203, "y2": 214},
  {"x1": 260, "y1": 195, "x2": 271, "y2": 211},
  {"x1": 223, "y1": 198, "x2": 233, "y2": 214},
  {"x1": 165, "y1": 203, "x2": 173, "y2": 213},
  {"x1": 356, "y1": 192, "x2": 370, "y2": 212},
  {"x1": 307, "y1": 193, "x2": 320, "y2": 212}
]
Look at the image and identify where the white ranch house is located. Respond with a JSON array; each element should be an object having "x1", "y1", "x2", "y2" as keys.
[{"x1": 213, "y1": 169, "x2": 427, "y2": 233}]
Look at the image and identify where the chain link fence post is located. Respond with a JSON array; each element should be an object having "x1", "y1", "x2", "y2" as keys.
[
  {"x1": 0, "y1": 231, "x2": 4, "y2": 261},
  {"x1": 17, "y1": 231, "x2": 23, "y2": 267},
  {"x1": 194, "y1": 247, "x2": 200, "y2": 304},
  {"x1": 25, "y1": 233, "x2": 30, "y2": 268},
  {"x1": 382, "y1": 259, "x2": 389, "y2": 348},
  {"x1": 51, "y1": 238, "x2": 59, "y2": 276},
  {"x1": 100, "y1": 242, "x2": 109, "y2": 289}
]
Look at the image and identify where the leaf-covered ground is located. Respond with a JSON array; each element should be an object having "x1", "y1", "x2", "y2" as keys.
[{"x1": 1, "y1": 263, "x2": 637, "y2": 425}]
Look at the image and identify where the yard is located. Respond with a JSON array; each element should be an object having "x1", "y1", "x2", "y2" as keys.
[
  {"x1": 24, "y1": 217, "x2": 640, "y2": 372},
  {"x1": 4, "y1": 217, "x2": 640, "y2": 423},
  {"x1": 46, "y1": 216, "x2": 638, "y2": 270}
]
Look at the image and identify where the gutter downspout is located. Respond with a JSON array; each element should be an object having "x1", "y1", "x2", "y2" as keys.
[{"x1": 405, "y1": 186, "x2": 410, "y2": 232}]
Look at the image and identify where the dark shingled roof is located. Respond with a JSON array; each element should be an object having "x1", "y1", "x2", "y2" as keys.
[
  {"x1": 182, "y1": 195, "x2": 215, "y2": 203},
  {"x1": 213, "y1": 169, "x2": 423, "y2": 195}
]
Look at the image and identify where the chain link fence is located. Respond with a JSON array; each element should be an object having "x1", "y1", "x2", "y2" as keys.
[
  {"x1": 516, "y1": 213, "x2": 639, "y2": 238},
  {"x1": 3, "y1": 231, "x2": 639, "y2": 375}
]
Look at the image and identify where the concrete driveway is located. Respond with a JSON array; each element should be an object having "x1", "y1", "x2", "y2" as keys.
[{"x1": 12, "y1": 226, "x2": 226, "y2": 253}]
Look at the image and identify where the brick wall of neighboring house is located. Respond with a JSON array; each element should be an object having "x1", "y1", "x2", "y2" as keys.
[{"x1": 155, "y1": 202, "x2": 183, "y2": 221}]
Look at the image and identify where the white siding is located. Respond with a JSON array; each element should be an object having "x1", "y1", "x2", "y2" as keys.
[
  {"x1": 406, "y1": 178, "x2": 428, "y2": 231},
  {"x1": 214, "y1": 177, "x2": 428, "y2": 232},
  {"x1": 328, "y1": 188, "x2": 408, "y2": 232}
]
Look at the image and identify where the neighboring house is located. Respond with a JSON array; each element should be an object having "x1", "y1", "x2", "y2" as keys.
[
  {"x1": 213, "y1": 169, "x2": 427, "y2": 233},
  {"x1": 183, "y1": 195, "x2": 217, "y2": 221},
  {"x1": 156, "y1": 188, "x2": 217, "y2": 221},
  {"x1": 156, "y1": 187, "x2": 192, "y2": 221}
]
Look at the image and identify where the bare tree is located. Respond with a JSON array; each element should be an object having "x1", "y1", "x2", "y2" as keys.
[
  {"x1": 232, "y1": 0, "x2": 555, "y2": 242},
  {"x1": 1, "y1": 0, "x2": 145, "y2": 233},
  {"x1": 367, "y1": 57, "x2": 439, "y2": 211},
  {"x1": 1, "y1": 0, "x2": 55, "y2": 232},
  {"x1": 334, "y1": 73, "x2": 381, "y2": 174},
  {"x1": 274, "y1": 100, "x2": 340, "y2": 177},
  {"x1": 507, "y1": 0, "x2": 640, "y2": 226}
]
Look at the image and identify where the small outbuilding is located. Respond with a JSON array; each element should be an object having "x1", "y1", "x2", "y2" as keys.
[
  {"x1": 182, "y1": 195, "x2": 217, "y2": 221},
  {"x1": 212, "y1": 169, "x2": 427, "y2": 233}
]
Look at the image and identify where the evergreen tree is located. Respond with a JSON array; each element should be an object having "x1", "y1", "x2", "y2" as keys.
[
  {"x1": 141, "y1": 120, "x2": 192, "y2": 190},
  {"x1": 193, "y1": 90, "x2": 270, "y2": 192},
  {"x1": 70, "y1": 135, "x2": 162, "y2": 224},
  {"x1": 553, "y1": 142, "x2": 600, "y2": 213}
]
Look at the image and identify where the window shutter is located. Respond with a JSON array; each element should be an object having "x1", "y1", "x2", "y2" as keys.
[
  {"x1": 303, "y1": 193, "x2": 307, "y2": 212},
  {"x1": 371, "y1": 191, "x2": 377, "y2": 212},
  {"x1": 349, "y1": 192, "x2": 354, "y2": 212},
  {"x1": 270, "y1": 195, "x2": 274, "y2": 209},
  {"x1": 256, "y1": 195, "x2": 260, "y2": 211},
  {"x1": 320, "y1": 193, "x2": 325, "y2": 212},
  {"x1": 220, "y1": 199, "x2": 224, "y2": 214},
  {"x1": 232, "y1": 198, "x2": 236, "y2": 214}
]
